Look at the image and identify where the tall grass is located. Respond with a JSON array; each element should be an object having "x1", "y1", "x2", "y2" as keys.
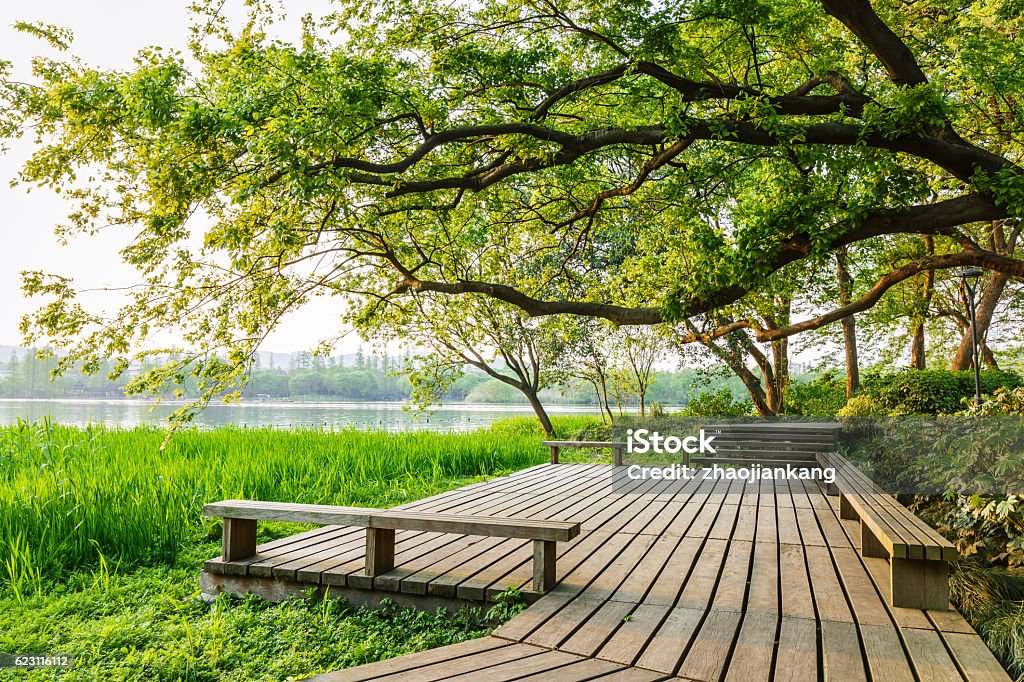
[{"x1": 0, "y1": 420, "x2": 549, "y2": 586}]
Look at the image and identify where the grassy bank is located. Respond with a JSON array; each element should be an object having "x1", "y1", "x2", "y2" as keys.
[
  {"x1": 0, "y1": 419, "x2": 602, "y2": 681},
  {"x1": 0, "y1": 421, "x2": 559, "y2": 588}
]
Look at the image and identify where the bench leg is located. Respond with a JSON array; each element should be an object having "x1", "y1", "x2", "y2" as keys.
[
  {"x1": 891, "y1": 558, "x2": 949, "y2": 610},
  {"x1": 549, "y1": 446, "x2": 560, "y2": 464},
  {"x1": 613, "y1": 447, "x2": 623, "y2": 466},
  {"x1": 861, "y1": 522, "x2": 888, "y2": 558},
  {"x1": 365, "y1": 528, "x2": 396, "y2": 576},
  {"x1": 533, "y1": 539, "x2": 556, "y2": 592},
  {"x1": 840, "y1": 495, "x2": 858, "y2": 520},
  {"x1": 223, "y1": 517, "x2": 257, "y2": 561}
]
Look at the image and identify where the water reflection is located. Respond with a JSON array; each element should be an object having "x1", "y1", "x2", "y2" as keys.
[{"x1": 0, "y1": 399, "x2": 601, "y2": 432}]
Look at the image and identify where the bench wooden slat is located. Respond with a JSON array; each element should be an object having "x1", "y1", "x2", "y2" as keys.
[
  {"x1": 204, "y1": 501, "x2": 580, "y2": 542},
  {"x1": 203, "y1": 499, "x2": 581, "y2": 594}
]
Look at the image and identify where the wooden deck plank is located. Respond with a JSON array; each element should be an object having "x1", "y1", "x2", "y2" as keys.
[
  {"x1": 780, "y1": 542, "x2": 816, "y2": 620},
  {"x1": 774, "y1": 616, "x2": 819, "y2": 682},
  {"x1": 559, "y1": 598, "x2": 637, "y2": 657},
  {"x1": 941, "y1": 632, "x2": 1013, "y2": 681},
  {"x1": 676, "y1": 609, "x2": 742, "y2": 681},
  {"x1": 634, "y1": 606, "x2": 704, "y2": 674},
  {"x1": 902, "y1": 627, "x2": 966, "y2": 682},
  {"x1": 432, "y1": 648, "x2": 593, "y2": 681},
  {"x1": 644, "y1": 536, "x2": 703, "y2": 606},
  {"x1": 804, "y1": 544, "x2": 854, "y2": 623},
  {"x1": 723, "y1": 611, "x2": 777, "y2": 682},
  {"x1": 746, "y1": 541, "x2": 779, "y2": 614},
  {"x1": 361, "y1": 645, "x2": 551, "y2": 681},
  {"x1": 676, "y1": 539, "x2": 729, "y2": 610},
  {"x1": 596, "y1": 603, "x2": 671, "y2": 666},
  {"x1": 859, "y1": 623, "x2": 916, "y2": 682},
  {"x1": 821, "y1": 620, "x2": 867, "y2": 682},
  {"x1": 711, "y1": 540, "x2": 752, "y2": 613}
]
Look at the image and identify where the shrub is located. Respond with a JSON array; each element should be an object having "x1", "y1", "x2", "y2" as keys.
[
  {"x1": 785, "y1": 372, "x2": 847, "y2": 416},
  {"x1": 679, "y1": 389, "x2": 752, "y2": 417},
  {"x1": 836, "y1": 394, "x2": 890, "y2": 418},
  {"x1": 862, "y1": 369, "x2": 1022, "y2": 415}
]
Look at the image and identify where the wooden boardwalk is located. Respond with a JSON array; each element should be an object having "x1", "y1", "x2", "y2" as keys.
[{"x1": 201, "y1": 463, "x2": 1010, "y2": 681}]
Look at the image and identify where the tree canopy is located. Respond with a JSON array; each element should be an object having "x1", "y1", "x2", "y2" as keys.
[{"x1": 3, "y1": 0, "x2": 1023, "y2": 413}]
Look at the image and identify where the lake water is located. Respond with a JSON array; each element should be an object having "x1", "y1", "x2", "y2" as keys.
[{"x1": 0, "y1": 399, "x2": 602, "y2": 432}]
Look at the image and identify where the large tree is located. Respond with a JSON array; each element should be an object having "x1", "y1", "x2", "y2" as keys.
[{"x1": 3, "y1": 0, "x2": 1024, "y2": 413}]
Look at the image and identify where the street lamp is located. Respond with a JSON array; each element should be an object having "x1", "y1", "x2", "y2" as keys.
[{"x1": 958, "y1": 268, "x2": 985, "y2": 407}]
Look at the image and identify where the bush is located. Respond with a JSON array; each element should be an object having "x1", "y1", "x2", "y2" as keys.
[
  {"x1": 862, "y1": 369, "x2": 1022, "y2": 415},
  {"x1": 679, "y1": 389, "x2": 752, "y2": 417},
  {"x1": 836, "y1": 394, "x2": 890, "y2": 417},
  {"x1": 785, "y1": 372, "x2": 847, "y2": 416}
]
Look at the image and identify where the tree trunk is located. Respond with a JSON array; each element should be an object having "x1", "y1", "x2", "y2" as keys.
[
  {"x1": 910, "y1": 236, "x2": 935, "y2": 369},
  {"x1": 524, "y1": 389, "x2": 555, "y2": 436},
  {"x1": 597, "y1": 372, "x2": 615, "y2": 423},
  {"x1": 586, "y1": 379, "x2": 609, "y2": 424},
  {"x1": 981, "y1": 341, "x2": 999, "y2": 370},
  {"x1": 732, "y1": 361, "x2": 774, "y2": 416},
  {"x1": 836, "y1": 248, "x2": 859, "y2": 397},
  {"x1": 767, "y1": 338, "x2": 788, "y2": 414},
  {"x1": 700, "y1": 332, "x2": 774, "y2": 416},
  {"x1": 950, "y1": 272, "x2": 1010, "y2": 370}
]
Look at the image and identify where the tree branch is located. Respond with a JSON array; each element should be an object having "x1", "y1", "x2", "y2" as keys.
[
  {"x1": 388, "y1": 194, "x2": 1010, "y2": 325},
  {"x1": 820, "y1": 0, "x2": 928, "y2": 86}
]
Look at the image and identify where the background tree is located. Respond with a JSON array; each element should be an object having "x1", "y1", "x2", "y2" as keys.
[{"x1": 372, "y1": 294, "x2": 562, "y2": 435}]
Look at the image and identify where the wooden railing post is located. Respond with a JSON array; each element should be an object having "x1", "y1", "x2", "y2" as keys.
[
  {"x1": 365, "y1": 528, "x2": 396, "y2": 576},
  {"x1": 533, "y1": 539, "x2": 556, "y2": 592},
  {"x1": 223, "y1": 517, "x2": 257, "y2": 561}
]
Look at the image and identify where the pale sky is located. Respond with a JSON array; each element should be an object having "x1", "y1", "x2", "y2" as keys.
[{"x1": 0, "y1": 0, "x2": 361, "y2": 354}]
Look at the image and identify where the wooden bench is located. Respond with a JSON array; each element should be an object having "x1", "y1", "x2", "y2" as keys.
[
  {"x1": 818, "y1": 451, "x2": 957, "y2": 610},
  {"x1": 697, "y1": 422, "x2": 841, "y2": 467},
  {"x1": 542, "y1": 440, "x2": 627, "y2": 465},
  {"x1": 203, "y1": 500, "x2": 581, "y2": 593}
]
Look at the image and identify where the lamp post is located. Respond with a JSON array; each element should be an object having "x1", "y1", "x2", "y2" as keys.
[{"x1": 958, "y1": 268, "x2": 985, "y2": 407}]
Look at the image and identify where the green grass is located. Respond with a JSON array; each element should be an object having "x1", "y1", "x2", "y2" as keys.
[
  {"x1": 0, "y1": 420, "x2": 552, "y2": 586},
  {"x1": 0, "y1": 419, "x2": 554, "y2": 681}
]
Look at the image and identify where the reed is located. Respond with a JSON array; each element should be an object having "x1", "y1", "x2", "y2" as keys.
[{"x1": 0, "y1": 419, "x2": 549, "y2": 586}]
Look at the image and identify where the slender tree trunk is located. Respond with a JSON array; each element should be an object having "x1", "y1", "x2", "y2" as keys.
[
  {"x1": 836, "y1": 248, "x2": 859, "y2": 396},
  {"x1": 524, "y1": 389, "x2": 555, "y2": 436},
  {"x1": 597, "y1": 372, "x2": 615, "y2": 423},
  {"x1": 586, "y1": 379, "x2": 608, "y2": 424},
  {"x1": 950, "y1": 272, "x2": 1010, "y2": 370},
  {"x1": 981, "y1": 341, "x2": 999, "y2": 369},
  {"x1": 910, "y1": 236, "x2": 935, "y2": 369}
]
